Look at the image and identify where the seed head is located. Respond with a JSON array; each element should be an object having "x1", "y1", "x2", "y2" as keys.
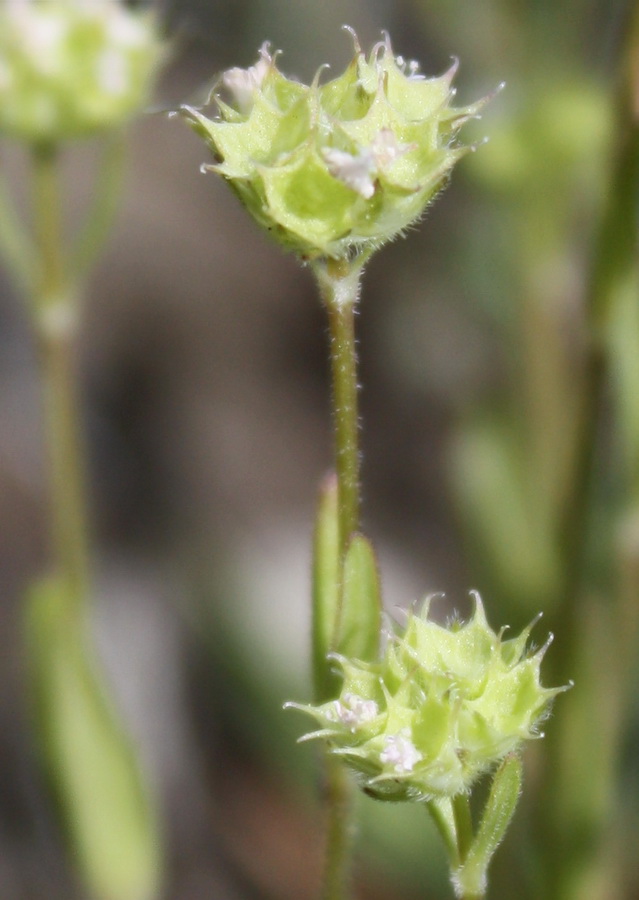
[
  {"x1": 181, "y1": 29, "x2": 491, "y2": 260},
  {"x1": 287, "y1": 593, "x2": 569, "y2": 802}
]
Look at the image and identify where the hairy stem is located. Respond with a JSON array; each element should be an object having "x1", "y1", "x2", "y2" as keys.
[
  {"x1": 321, "y1": 757, "x2": 355, "y2": 900},
  {"x1": 315, "y1": 257, "x2": 363, "y2": 561},
  {"x1": 453, "y1": 794, "x2": 485, "y2": 900},
  {"x1": 452, "y1": 793, "x2": 474, "y2": 867},
  {"x1": 312, "y1": 254, "x2": 367, "y2": 900}
]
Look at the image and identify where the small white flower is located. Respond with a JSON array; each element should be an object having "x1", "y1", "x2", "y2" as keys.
[
  {"x1": 222, "y1": 43, "x2": 271, "y2": 114},
  {"x1": 96, "y1": 48, "x2": 128, "y2": 96},
  {"x1": 371, "y1": 128, "x2": 415, "y2": 169},
  {"x1": 322, "y1": 146, "x2": 377, "y2": 198},
  {"x1": 22, "y1": 12, "x2": 67, "y2": 57},
  {"x1": 104, "y1": 8, "x2": 148, "y2": 48},
  {"x1": 380, "y1": 731, "x2": 422, "y2": 774},
  {"x1": 328, "y1": 692, "x2": 378, "y2": 731},
  {"x1": 323, "y1": 130, "x2": 415, "y2": 198}
]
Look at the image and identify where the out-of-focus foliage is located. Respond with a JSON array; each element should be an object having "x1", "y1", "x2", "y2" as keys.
[{"x1": 0, "y1": 0, "x2": 162, "y2": 142}]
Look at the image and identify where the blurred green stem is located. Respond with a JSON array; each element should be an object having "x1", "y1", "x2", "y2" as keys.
[
  {"x1": 452, "y1": 795, "x2": 484, "y2": 900},
  {"x1": 72, "y1": 133, "x2": 125, "y2": 282},
  {"x1": 32, "y1": 141, "x2": 90, "y2": 609},
  {"x1": 321, "y1": 756, "x2": 355, "y2": 900},
  {"x1": 540, "y1": 3, "x2": 639, "y2": 897},
  {"x1": 0, "y1": 164, "x2": 36, "y2": 296},
  {"x1": 428, "y1": 798, "x2": 459, "y2": 867},
  {"x1": 452, "y1": 793, "x2": 474, "y2": 867},
  {"x1": 554, "y1": 0, "x2": 639, "y2": 672}
]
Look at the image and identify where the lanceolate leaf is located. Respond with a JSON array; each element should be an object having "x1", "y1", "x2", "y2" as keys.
[
  {"x1": 26, "y1": 577, "x2": 162, "y2": 900},
  {"x1": 311, "y1": 474, "x2": 341, "y2": 702},
  {"x1": 312, "y1": 475, "x2": 382, "y2": 701},
  {"x1": 337, "y1": 533, "x2": 381, "y2": 664}
]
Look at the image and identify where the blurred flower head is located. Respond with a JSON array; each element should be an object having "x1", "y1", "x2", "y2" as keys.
[
  {"x1": 181, "y1": 29, "x2": 489, "y2": 260},
  {"x1": 0, "y1": 0, "x2": 162, "y2": 143},
  {"x1": 288, "y1": 593, "x2": 569, "y2": 802}
]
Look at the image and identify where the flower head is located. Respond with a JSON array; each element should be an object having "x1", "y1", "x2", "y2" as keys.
[
  {"x1": 181, "y1": 29, "x2": 490, "y2": 260},
  {"x1": 287, "y1": 593, "x2": 569, "y2": 802},
  {"x1": 0, "y1": 0, "x2": 162, "y2": 143}
]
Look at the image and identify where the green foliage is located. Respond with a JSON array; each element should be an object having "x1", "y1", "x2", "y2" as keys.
[
  {"x1": 26, "y1": 578, "x2": 162, "y2": 900},
  {"x1": 0, "y1": 0, "x2": 161, "y2": 143}
]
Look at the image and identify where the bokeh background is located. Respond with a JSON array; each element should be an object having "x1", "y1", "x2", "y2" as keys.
[{"x1": 0, "y1": 0, "x2": 637, "y2": 898}]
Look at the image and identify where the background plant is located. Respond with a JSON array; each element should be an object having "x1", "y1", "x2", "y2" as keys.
[
  {"x1": 0, "y1": 2, "x2": 163, "y2": 899},
  {"x1": 0, "y1": 1, "x2": 636, "y2": 898}
]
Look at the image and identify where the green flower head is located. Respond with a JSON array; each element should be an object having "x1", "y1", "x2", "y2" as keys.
[
  {"x1": 181, "y1": 28, "x2": 491, "y2": 260},
  {"x1": 0, "y1": 0, "x2": 162, "y2": 144},
  {"x1": 287, "y1": 593, "x2": 569, "y2": 802}
]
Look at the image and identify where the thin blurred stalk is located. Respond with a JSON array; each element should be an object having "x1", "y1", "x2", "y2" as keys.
[
  {"x1": 0, "y1": 134, "x2": 162, "y2": 900},
  {"x1": 538, "y1": 3, "x2": 639, "y2": 897},
  {"x1": 72, "y1": 135, "x2": 125, "y2": 282},
  {"x1": 0, "y1": 161, "x2": 35, "y2": 296},
  {"x1": 554, "y1": 0, "x2": 639, "y2": 660},
  {"x1": 31, "y1": 141, "x2": 90, "y2": 608}
]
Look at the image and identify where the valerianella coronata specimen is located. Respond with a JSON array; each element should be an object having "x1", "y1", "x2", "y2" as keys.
[
  {"x1": 0, "y1": 0, "x2": 161, "y2": 143},
  {"x1": 181, "y1": 29, "x2": 488, "y2": 260},
  {"x1": 287, "y1": 594, "x2": 569, "y2": 802}
]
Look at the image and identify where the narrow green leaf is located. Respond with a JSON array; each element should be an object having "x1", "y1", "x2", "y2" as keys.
[
  {"x1": 454, "y1": 754, "x2": 522, "y2": 899},
  {"x1": 337, "y1": 533, "x2": 381, "y2": 664},
  {"x1": 311, "y1": 473, "x2": 340, "y2": 701},
  {"x1": 26, "y1": 577, "x2": 162, "y2": 900}
]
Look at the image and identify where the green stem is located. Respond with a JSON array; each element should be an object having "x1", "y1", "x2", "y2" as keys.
[
  {"x1": 314, "y1": 257, "x2": 363, "y2": 561},
  {"x1": 551, "y1": 0, "x2": 639, "y2": 684},
  {"x1": 72, "y1": 132, "x2": 126, "y2": 282},
  {"x1": 538, "y1": 4, "x2": 639, "y2": 896},
  {"x1": 0, "y1": 161, "x2": 36, "y2": 296},
  {"x1": 312, "y1": 255, "x2": 367, "y2": 900},
  {"x1": 31, "y1": 142, "x2": 90, "y2": 609},
  {"x1": 452, "y1": 794, "x2": 484, "y2": 900},
  {"x1": 427, "y1": 797, "x2": 459, "y2": 867},
  {"x1": 322, "y1": 756, "x2": 355, "y2": 900},
  {"x1": 429, "y1": 794, "x2": 485, "y2": 900},
  {"x1": 452, "y1": 793, "x2": 474, "y2": 867}
]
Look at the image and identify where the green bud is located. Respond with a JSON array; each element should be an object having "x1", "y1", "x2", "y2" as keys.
[
  {"x1": 287, "y1": 593, "x2": 569, "y2": 802},
  {"x1": 181, "y1": 28, "x2": 490, "y2": 260},
  {"x1": 0, "y1": 0, "x2": 162, "y2": 144}
]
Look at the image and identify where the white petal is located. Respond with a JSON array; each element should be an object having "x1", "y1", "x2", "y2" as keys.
[
  {"x1": 322, "y1": 147, "x2": 376, "y2": 198},
  {"x1": 380, "y1": 731, "x2": 422, "y2": 773}
]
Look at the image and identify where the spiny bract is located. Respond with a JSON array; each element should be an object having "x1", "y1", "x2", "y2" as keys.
[
  {"x1": 181, "y1": 28, "x2": 489, "y2": 260},
  {"x1": 287, "y1": 593, "x2": 569, "y2": 802}
]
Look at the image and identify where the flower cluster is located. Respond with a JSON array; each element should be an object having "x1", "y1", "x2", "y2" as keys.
[
  {"x1": 0, "y1": 0, "x2": 161, "y2": 143},
  {"x1": 288, "y1": 594, "x2": 568, "y2": 802},
  {"x1": 181, "y1": 29, "x2": 487, "y2": 260}
]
